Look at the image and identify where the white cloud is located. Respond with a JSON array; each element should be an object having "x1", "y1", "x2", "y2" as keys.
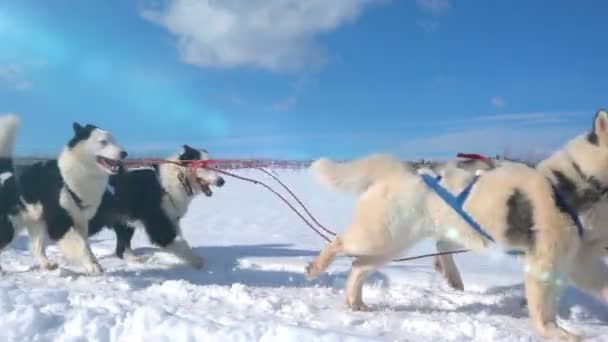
[
  {"x1": 469, "y1": 111, "x2": 583, "y2": 123},
  {"x1": 416, "y1": 19, "x2": 440, "y2": 32},
  {"x1": 416, "y1": 0, "x2": 449, "y2": 31},
  {"x1": 0, "y1": 64, "x2": 32, "y2": 91},
  {"x1": 491, "y1": 96, "x2": 506, "y2": 109},
  {"x1": 398, "y1": 110, "x2": 591, "y2": 160},
  {"x1": 141, "y1": 0, "x2": 380, "y2": 73},
  {"x1": 271, "y1": 95, "x2": 298, "y2": 112},
  {"x1": 270, "y1": 76, "x2": 308, "y2": 112},
  {"x1": 399, "y1": 125, "x2": 581, "y2": 160},
  {"x1": 416, "y1": 0, "x2": 450, "y2": 16}
]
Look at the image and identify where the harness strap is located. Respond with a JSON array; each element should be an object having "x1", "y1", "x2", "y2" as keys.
[
  {"x1": 65, "y1": 183, "x2": 86, "y2": 209},
  {"x1": 422, "y1": 172, "x2": 586, "y2": 242},
  {"x1": 551, "y1": 185, "x2": 584, "y2": 238},
  {"x1": 420, "y1": 174, "x2": 495, "y2": 242}
]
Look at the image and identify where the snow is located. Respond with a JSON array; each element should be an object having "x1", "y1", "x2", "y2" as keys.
[{"x1": 1, "y1": 169, "x2": 607, "y2": 341}]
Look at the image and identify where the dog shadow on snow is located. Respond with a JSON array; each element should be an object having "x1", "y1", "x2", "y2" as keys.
[
  {"x1": 98, "y1": 241, "x2": 607, "y2": 323},
  {"x1": 389, "y1": 282, "x2": 608, "y2": 324},
  {"x1": 105, "y1": 243, "x2": 391, "y2": 290}
]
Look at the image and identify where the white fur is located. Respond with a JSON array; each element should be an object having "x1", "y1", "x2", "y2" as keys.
[
  {"x1": 0, "y1": 114, "x2": 19, "y2": 158},
  {"x1": 311, "y1": 154, "x2": 409, "y2": 194},
  {"x1": 56, "y1": 228, "x2": 102, "y2": 274},
  {"x1": 0, "y1": 172, "x2": 12, "y2": 184}
]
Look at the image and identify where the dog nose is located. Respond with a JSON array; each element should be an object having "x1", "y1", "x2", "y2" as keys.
[
  {"x1": 120, "y1": 151, "x2": 128, "y2": 159},
  {"x1": 216, "y1": 177, "x2": 225, "y2": 187}
]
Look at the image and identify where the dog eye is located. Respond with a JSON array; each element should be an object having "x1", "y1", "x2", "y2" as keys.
[{"x1": 100, "y1": 140, "x2": 108, "y2": 146}]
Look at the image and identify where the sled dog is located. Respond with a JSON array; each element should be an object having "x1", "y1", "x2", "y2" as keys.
[
  {"x1": 88, "y1": 145, "x2": 225, "y2": 269},
  {"x1": 0, "y1": 116, "x2": 127, "y2": 274},
  {"x1": 306, "y1": 110, "x2": 608, "y2": 339}
]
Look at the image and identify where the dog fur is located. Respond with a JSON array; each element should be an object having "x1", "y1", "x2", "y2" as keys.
[
  {"x1": 0, "y1": 117, "x2": 127, "y2": 274},
  {"x1": 88, "y1": 145, "x2": 225, "y2": 269},
  {"x1": 305, "y1": 110, "x2": 608, "y2": 340}
]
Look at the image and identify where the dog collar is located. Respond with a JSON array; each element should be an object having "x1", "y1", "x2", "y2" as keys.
[{"x1": 177, "y1": 172, "x2": 194, "y2": 196}]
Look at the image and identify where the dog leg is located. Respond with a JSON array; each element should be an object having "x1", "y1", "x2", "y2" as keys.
[
  {"x1": 0, "y1": 216, "x2": 17, "y2": 271},
  {"x1": 434, "y1": 239, "x2": 464, "y2": 290},
  {"x1": 164, "y1": 236, "x2": 204, "y2": 269},
  {"x1": 524, "y1": 250, "x2": 579, "y2": 340},
  {"x1": 305, "y1": 237, "x2": 343, "y2": 280},
  {"x1": 568, "y1": 244, "x2": 608, "y2": 302},
  {"x1": 26, "y1": 224, "x2": 58, "y2": 270},
  {"x1": 56, "y1": 227, "x2": 103, "y2": 275},
  {"x1": 143, "y1": 212, "x2": 204, "y2": 269},
  {"x1": 344, "y1": 255, "x2": 387, "y2": 311},
  {"x1": 114, "y1": 224, "x2": 142, "y2": 264}
]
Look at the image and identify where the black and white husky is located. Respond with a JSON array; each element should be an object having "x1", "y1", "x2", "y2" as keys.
[
  {"x1": 88, "y1": 145, "x2": 225, "y2": 269},
  {"x1": 0, "y1": 114, "x2": 127, "y2": 274}
]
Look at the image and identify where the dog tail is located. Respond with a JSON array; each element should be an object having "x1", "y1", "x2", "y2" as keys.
[
  {"x1": 0, "y1": 113, "x2": 19, "y2": 173},
  {"x1": 310, "y1": 153, "x2": 409, "y2": 194}
]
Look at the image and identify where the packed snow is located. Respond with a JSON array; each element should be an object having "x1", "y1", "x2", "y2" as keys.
[{"x1": 0, "y1": 169, "x2": 607, "y2": 341}]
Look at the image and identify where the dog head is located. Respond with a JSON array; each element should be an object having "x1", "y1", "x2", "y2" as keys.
[
  {"x1": 176, "y1": 145, "x2": 225, "y2": 197},
  {"x1": 68, "y1": 123, "x2": 128, "y2": 175},
  {"x1": 550, "y1": 109, "x2": 608, "y2": 251}
]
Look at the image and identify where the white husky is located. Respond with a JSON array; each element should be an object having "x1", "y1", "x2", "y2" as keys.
[{"x1": 306, "y1": 110, "x2": 608, "y2": 340}]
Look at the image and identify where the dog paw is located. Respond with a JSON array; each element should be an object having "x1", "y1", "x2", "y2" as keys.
[
  {"x1": 85, "y1": 263, "x2": 104, "y2": 275},
  {"x1": 42, "y1": 261, "x2": 59, "y2": 271},
  {"x1": 448, "y1": 277, "x2": 464, "y2": 291},
  {"x1": 305, "y1": 262, "x2": 320, "y2": 281},
  {"x1": 536, "y1": 322, "x2": 581, "y2": 341},
  {"x1": 123, "y1": 253, "x2": 146, "y2": 265},
  {"x1": 346, "y1": 301, "x2": 369, "y2": 312},
  {"x1": 601, "y1": 287, "x2": 608, "y2": 302}
]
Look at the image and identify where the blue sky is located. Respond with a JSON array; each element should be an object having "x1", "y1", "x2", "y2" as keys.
[{"x1": 0, "y1": 0, "x2": 606, "y2": 159}]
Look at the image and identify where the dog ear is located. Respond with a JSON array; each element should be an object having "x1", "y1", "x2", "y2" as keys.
[
  {"x1": 73, "y1": 122, "x2": 83, "y2": 134},
  {"x1": 179, "y1": 145, "x2": 200, "y2": 160},
  {"x1": 183, "y1": 145, "x2": 196, "y2": 152},
  {"x1": 593, "y1": 109, "x2": 608, "y2": 141}
]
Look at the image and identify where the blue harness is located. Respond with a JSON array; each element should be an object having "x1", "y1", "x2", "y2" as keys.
[{"x1": 421, "y1": 173, "x2": 584, "y2": 242}]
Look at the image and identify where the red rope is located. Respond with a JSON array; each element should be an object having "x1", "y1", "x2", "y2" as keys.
[{"x1": 456, "y1": 153, "x2": 490, "y2": 162}]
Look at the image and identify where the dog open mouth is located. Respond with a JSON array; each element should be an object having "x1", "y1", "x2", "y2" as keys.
[
  {"x1": 96, "y1": 156, "x2": 121, "y2": 174},
  {"x1": 197, "y1": 178, "x2": 213, "y2": 197}
]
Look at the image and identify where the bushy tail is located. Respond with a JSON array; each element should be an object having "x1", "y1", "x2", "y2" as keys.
[
  {"x1": 310, "y1": 153, "x2": 409, "y2": 194},
  {"x1": 0, "y1": 114, "x2": 19, "y2": 173}
]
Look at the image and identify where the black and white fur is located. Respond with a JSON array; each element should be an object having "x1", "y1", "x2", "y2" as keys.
[
  {"x1": 0, "y1": 114, "x2": 21, "y2": 264},
  {"x1": 0, "y1": 116, "x2": 127, "y2": 274},
  {"x1": 89, "y1": 145, "x2": 225, "y2": 269}
]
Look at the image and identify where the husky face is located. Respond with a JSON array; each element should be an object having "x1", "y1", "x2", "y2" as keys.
[
  {"x1": 68, "y1": 123, "x2": 127, "y2": 175},
  {"x1": 178, "y1": 145, "x2": 225, "y2": 197},
  {"x1": 583, "y1": 110, "x2": 608, "y2": 251}
]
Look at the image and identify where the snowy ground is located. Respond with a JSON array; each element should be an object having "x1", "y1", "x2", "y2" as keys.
[{"x1": 0, "y1": 169, "x2": 607, "y2": 341}]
